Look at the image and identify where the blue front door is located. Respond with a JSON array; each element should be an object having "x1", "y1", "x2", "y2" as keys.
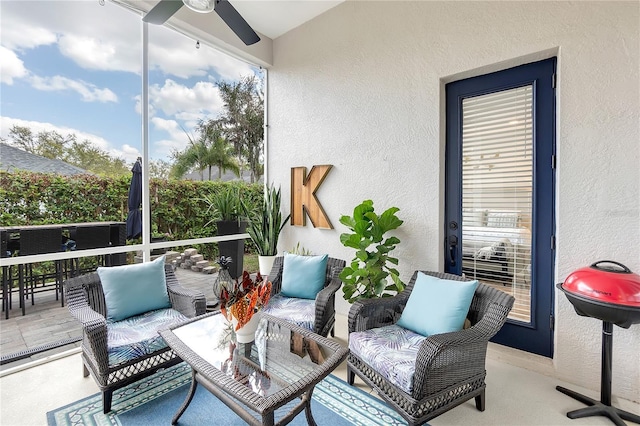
[{"x1": 445, "y1": 58, "x2": 556, "y2": 357}]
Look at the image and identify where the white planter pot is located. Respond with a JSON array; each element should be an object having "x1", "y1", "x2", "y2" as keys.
[
  {"x1": 232, "y1": 311, "x2": 262, "y2": 344},
  {"x1": 258, "y1": 255, "x2": 277, "y2": 276}
]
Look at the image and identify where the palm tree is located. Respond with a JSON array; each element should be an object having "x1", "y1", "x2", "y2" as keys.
[
  {"x1": 171, "y1": 123, "x2": 239, "y2": 181},
  {"x1": 204, "y1": 124, "x2": 240, "y2": 180}
]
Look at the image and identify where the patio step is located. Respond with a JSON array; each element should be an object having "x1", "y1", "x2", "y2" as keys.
[
  {"x1": 202, "y1": 266, "x2": 217, "y2": 274},
  {"x1": 173, "y1": 248, "x2": 218, "y2": 275},
  {"x1": 183, "y1": 248, "x2": 198, "y2": 258},
  {"x1": 164, "y1": 250, "x2": 180, "y2": 261},
  {"x1": 191, "y1": 260, "x2": 210, "y2": 272}
]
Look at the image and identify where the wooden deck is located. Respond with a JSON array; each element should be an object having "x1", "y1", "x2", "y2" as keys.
[{"x1": 0, "y1": 267, "x2": 215, "y2": 370}]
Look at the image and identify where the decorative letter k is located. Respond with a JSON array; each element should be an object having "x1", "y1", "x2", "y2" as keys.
[{"x1": 290, "y1": 165, "x2": 333, "y2": 229}]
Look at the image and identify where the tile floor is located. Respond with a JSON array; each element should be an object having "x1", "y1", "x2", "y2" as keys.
[
  {"x1": 1, "y1": 266, "x2": 638, "y2": 425},
  {"x1": 1, "y1": 312, "x2": 639, "y2": 426}
]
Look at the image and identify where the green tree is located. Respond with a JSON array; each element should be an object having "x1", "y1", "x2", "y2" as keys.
[
  {"x1": 5, "y1": 125, "x2": 129, "y2": 178},
  {"x1": 8, "y1": 125, "x2": 69, "y2": 159},
  {"x1": 203, "y1": 122, "x2": 241, "y2": 180},
  {"x1": 171, "y1": 123, "x2": 239, "y2": 181},
  {"x1": 64, "y1": 140, "x2": 129, "y2": 177},
  {"x1": 213, "y1": 74, "x2": 264, "y2": 183},
  {"x1": 148, "y1": 159, "x2": 171, "y2": 179}
]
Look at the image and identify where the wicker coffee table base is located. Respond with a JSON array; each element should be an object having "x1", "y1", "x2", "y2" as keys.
[{"x1": 172, "y1": 369, "x2": 317, "y2": 426}]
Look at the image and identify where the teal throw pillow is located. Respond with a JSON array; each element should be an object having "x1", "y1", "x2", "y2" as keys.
[
  {"x1": 397, "y1": 272, "x2": 478, "y2": 336},
  {"x1": 281, "y1": 253, "x2": 328, "y2": 299},
  {"x1": 98, "y1": 255, "x2": 170, "y2": 322}
]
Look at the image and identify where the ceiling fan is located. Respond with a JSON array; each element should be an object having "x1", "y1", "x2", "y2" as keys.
[{"x1": 142, "y1": 0, "x2": 260, "y2": 46}]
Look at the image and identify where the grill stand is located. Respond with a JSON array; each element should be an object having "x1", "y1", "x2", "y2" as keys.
[{"x1": 556, "y1": 321, "x2": 640, "y2": 426}]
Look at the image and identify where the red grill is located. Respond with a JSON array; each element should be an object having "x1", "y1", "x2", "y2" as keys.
[
  {"x1": 558, "y1": 260, "x2": 640, "y2": 328},
  {"x1": 556, "y1": 261, "x2": 640, "y2": 426}
]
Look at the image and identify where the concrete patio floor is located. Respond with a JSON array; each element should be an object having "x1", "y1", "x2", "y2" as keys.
[
  {"x1": 0, "y1": 265, "x2": 639, "y2": 425},
  {"x1": 0, "y1": 265, "x2": 216, "y2": 369}
]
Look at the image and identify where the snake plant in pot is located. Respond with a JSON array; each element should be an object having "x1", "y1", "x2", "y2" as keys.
[
  {"x1": 243, "y1": 184, "x2": 290, "y2": 276},
  {"x1": 339, "y1": 199, "x2": 405, "y2": 303},
  {"x1": 202, "y1": 186, "x2": 247, "y2": 279}
]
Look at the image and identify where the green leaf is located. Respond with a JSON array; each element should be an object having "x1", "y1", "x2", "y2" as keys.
[
  {"x1": 340, "y1": 233, "x2": 362, "y2": 250},
  {"x1": 353, "y1": 219, "x2": 371, "y2": 236},
  {"x1": 379, "y1": 207, "x2": 403, "y2": 231},
  {"x1": 353, "y1": 200, "x2": 374, "y2": 221},
  {"x1": 387, "y1": 267, "x2": 400, "y2": 276},
  {"x1": 387, "y1": 257, "x2": 399, "y2": 265},
  {"x1": 339, "y1": 214, "x2": 356, "y2": 228},
  {"x1": 338, "y1": 199, "x2": 403, "y2": 302},
  {"x1": 391, "y1": 273, "x2": 405, "y2": 292},
  {"x1": 373, "y1": 278, "x2": 387, "y2": 296},
  {"x1": 384, "y1": 236, "x2": 401, "y2": 246},
  {"x1": 377, "y1": 244, "x2": 390, "y2": 254}
]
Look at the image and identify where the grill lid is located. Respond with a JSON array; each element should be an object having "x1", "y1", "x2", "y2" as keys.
[{"x1": 562, "y1": 261, "x2": 640, "y2": 308}]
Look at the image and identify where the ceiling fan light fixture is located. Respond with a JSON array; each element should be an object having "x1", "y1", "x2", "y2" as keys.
[{"x1": 182, "y1": 0, "x2": 214, "y2": 13}]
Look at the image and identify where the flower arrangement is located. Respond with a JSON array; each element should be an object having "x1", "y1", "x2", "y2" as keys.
[{"x1": 220, "y1": 270, "x2": 272, "y2": 330}]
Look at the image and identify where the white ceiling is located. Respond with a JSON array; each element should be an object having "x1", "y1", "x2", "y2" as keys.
[
  {"x1": 131, "y1": 0, "x2": 345, "y2": 40},
  {"x1": 231, "y1": 1, "x2": 344, "y2": 39}
]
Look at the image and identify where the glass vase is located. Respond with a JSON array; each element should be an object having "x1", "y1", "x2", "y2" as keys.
[{"x1": 213, "y1": 267, "x2": 233, "y2": 302}]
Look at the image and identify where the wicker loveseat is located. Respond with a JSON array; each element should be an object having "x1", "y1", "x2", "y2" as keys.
[
  {"x1": 347, "y1": 270, "x2": 515, "y2": 426},
  {"x1": 66, "y1": 261, "x2": 206, "y2": 413},
  {"x1": 262, "y1": 255, "x2": 346, "y2": 337}
]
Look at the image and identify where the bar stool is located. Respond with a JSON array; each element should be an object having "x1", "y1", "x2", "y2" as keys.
[
  {"x1": 1, "y1": 230, "x2": 17, "y2": 319},
  {"x1": 70, "y1": 225, "x2": 111, "y2": 276},
  {"x1": 19, "y1": 228, "x2": 65, "y2": 313}
]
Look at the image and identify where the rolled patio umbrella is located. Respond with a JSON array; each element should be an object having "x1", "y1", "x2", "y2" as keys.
[{"x1": 126, "y1": 158, "x2": 142, "y2": 240}]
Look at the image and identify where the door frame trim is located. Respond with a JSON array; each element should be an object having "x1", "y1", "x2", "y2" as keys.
[{"x1": 444, "y1": 57, "x2": 557, "y2": 357}]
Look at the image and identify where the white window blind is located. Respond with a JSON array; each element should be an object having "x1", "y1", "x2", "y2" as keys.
[{"x1": 461, "y1": 85, "x2": 533, "y2": 322}]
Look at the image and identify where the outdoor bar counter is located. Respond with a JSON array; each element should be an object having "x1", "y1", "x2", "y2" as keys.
[{"x1": 1, "y1": 221, "x2": 126, "y2": 318}]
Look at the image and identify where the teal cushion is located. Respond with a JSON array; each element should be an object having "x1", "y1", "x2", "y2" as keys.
[
  {"x1": 397, "y1": 272, "x2": 478, "y2": 336},
  {"x1": 98, "y1": 256, "x2": 170, "y2": 322},
  {"x1": 281, "y1": 253, "x2": 328, "y2": 299}
]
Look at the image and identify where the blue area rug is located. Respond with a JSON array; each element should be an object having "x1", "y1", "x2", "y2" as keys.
[{"x1": 46, "y1": 363, "x2": 407, "y2": 425}]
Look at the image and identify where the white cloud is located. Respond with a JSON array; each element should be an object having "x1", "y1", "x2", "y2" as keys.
[
  {"x1": 0, "y1": 116, "x2": 141, "y2": 163},
  {"x1": 58, "y1": 33, "x2": 140, "y2": 74},
  {"x1": 150, "y1": 117, "x2": 191, "y2": 158},
  {"x1": 148, "y1": 27, "x2": 256, "y2": 81},
  {"x1": 29, "y1": 74, "x2": 118, "y2": 103},
  {"x1": 149, "y1": 78, "x2": 225, "y2": 120},
  {"x1": 118, "y1": 144, "x2": 143, "y2": 163},
  {"x1": 1, "y1": 1, "x2": 257, "y2": 81},
  {"x1": 0, "y1": 8, "x2": 57, "y2": 50},
  {"x1": 0, "y1": 1, "x2": 261, "y2": 162},
  {"x1": 1, "y1": 116, "x2": 106, "y2": 149},
  {"x1": 0, "y1": 46, "x2": 27, "y2": 84}
]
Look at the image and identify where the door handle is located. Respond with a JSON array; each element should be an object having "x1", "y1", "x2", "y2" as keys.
[{"x1": 448, "y1": 235, "x2": 458, "y2": 266}]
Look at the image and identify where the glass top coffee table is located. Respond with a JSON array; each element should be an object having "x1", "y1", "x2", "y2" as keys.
[{"x1": 159, "y1": 312, "x2": 349, "y2": 426}]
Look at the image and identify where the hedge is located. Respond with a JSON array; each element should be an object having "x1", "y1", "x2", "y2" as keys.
[{"x1": 0, "y1": 171, "x2": 264, "y2": 260}]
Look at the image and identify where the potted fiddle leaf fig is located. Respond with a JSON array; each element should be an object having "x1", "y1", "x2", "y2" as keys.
[
  {"x1": 339, "y1": 199, "x2": 405, "y2": 303},
  {"x1": 243, "y1": 183, "x2": 290, "y2": 276},
  {"x1": 202, "y1": 186, "x2": 247, "y2": 279}
]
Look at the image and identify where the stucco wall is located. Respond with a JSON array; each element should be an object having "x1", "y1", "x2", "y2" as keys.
[{"x1": 265, "y1": 1, "x2": 639, "y2": 402}]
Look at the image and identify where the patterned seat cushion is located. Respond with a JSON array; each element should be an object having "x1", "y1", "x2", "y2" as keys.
[
  {"x1": 107, "y1": 308, "x2": 187, "y2": 366},
  {"x1": 349, "y1": 324, "x2": 426, "y2": 394},
  {"x1": 262, "y1": 293, "x2": 315, "y2": 331}
]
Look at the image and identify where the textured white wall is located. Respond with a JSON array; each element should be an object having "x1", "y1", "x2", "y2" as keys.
[{"x1": 266, "y1": 1, "x2": 639, "y2": 402}]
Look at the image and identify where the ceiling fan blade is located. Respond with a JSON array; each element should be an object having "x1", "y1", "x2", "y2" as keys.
[
  {"x1": 214, "y1": 0, "x2": 261, "y2": 46},
  {"x1": 143, "y1": 0, "x2": 184, "y2": 25}
]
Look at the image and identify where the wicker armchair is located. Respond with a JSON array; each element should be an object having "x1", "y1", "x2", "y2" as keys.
[
  {"x1": 66, "y1": 263, "x2": 206, "y2": 413},
  {"x1": 263, "y1": 256, "x2": 346, "y2": 337},
  {"x1": 347, "y1": 270, "x2": 515, "y2": 426}
]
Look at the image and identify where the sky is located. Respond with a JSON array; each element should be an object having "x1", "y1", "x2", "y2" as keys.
[{"x1": 0, "y1": 0, "x2": 260, "y2": 164}]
